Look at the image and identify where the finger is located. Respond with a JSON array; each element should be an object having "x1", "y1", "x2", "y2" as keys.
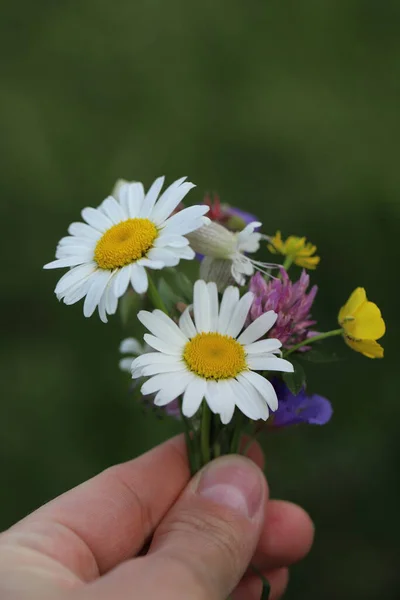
[
  {"x1": 253, "y1": 500, "x2": 314, "y2": 570},
  {"x1": 5, "y1": 435, "x2": 190, "y2": 581},
  {"x1": 240, "y1": 436, "x2": 265, "y2": 470},
  {"x1": 83, "y1": 455, "x2": 268, "y2": 600},
  {"x1": 232, "y1": 567, "x2": 289, "y2": 600}
]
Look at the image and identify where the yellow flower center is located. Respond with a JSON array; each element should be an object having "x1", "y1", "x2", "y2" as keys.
[
  {"x1": 183, "y1": 332, "x2": 247, "y2": 380},
  {"x1": 94, "y1": 218, "x2": 158, "y2": 270}
]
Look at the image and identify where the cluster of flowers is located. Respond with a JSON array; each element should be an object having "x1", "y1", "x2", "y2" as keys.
[{"x1": 45, "y1": 176, "x2": 385, "y2": 470}]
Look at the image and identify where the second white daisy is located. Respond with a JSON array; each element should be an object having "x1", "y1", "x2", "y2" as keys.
[{"x1": 132, "y1": 280, "x2": 293, "y2": 424}]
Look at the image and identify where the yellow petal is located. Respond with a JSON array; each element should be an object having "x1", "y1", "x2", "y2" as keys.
[
  {"x1": 338, "y1": 287, "x2": 366, "y2": 324},
  {"x1": 349, "y1": 300, "x2": 385, "y2": 339},
  {"x1": 345, "y1": 337, "x2": 384, "y2": 359},
  {"x1": 295, "y1": 255, "x2": 320, "y2": 269}
]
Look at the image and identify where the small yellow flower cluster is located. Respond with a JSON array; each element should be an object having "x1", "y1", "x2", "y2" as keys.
[
  {"x1": 267, "y1": 231, "x2": 320, "y2": 270},
  {"x1": 338, "y1": 288, "x2": 385, "y2": 358}
]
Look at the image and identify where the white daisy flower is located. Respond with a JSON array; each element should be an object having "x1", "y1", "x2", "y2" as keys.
[
  {"x1": 119, "y1": 337, "x2": 148, "y2": 373},
  {"x1": 187, "y1": 221, "x2": 275, "y2": 287},
  {"x1": 44, "y1": 176, "x2": 209, "y2": 322},
  {"x1": 131, "y1": 280, "x2": 293, "y2": 424}
]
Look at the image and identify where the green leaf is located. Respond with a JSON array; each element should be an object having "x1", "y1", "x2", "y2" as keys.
[
  {"x1": 157, "y1": 278, "x2": 180, "y2": 312},
  {"x1": 162, "y1": 268, "x2": 194, "y2": 302},
  {"x1": 297, "y1": 349, "x2": 343, "y2": 363},
  {"x1": 282, "y1": 359, "x2": 306, "y2": 395},
  {"x1": 119, "y1": 290, "x2": 145, "y2": 327}
]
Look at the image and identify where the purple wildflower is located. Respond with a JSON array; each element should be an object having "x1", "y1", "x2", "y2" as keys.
[
  {"x1": 272, "y1": 379, "x2": 332, "y2": 427},
  {"x1": 204, "y1": 193, "x2": 258, "y2": 231},
  {"x1": 249, "y1": 268, "x2": 318, "y2": 349}
]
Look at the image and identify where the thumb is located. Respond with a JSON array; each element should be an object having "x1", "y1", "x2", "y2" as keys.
[{"x1": 91, "y1": 455, "x2": 267, "y2": 600}]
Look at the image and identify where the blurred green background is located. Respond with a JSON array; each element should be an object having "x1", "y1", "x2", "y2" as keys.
[{"x1": 1, "y1": 0, "x2": 399, "y2": 597}]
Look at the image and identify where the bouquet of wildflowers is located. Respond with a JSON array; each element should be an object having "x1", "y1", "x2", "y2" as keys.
[{"x1": 44, "y1": 175, "x2": 385, "y2": 475}]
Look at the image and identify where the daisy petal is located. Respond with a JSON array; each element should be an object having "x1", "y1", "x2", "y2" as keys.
[
  {"x1": 113, "y1": 265, "x2": 132, "y2": 298},
  {"x1": 225, "y1": 292, "x2": 254, "y2": 339},
  {"x1": 138, "y1": 310, "x2": 187, "y2": 346},
  {"x1": 141, "y1": 373, "x2": 179, "y2": 395},
  {"x1": 241, "y1": 371, "x2": 278, "y2": 411},
  {"x1": 141, "y1": 362, "x2": 186, "y2": 377},
  {"x1": 140, "y1": 176, "x2": 165, "y2": 218},
  {"x1": 54, "y1": 263, "x2": 97, "y2": 295},
  {"x1": 130, "y1": 264, "x2": 148, "y2": 294},
  {"x1": 235, "y1": 376, "x2": 269, "y2": 420},
  {"x1": 244, "y1": 339, "x2": 282, "y2": 354},
  {"x1": 205, "y1": 380, "x2": 224, "y2": 415},
  {"x1": 152, "y1": 181, "x2": 196, "y2": 225},
  {"x1": 182, "y1": 377, "x2": 207, "y2": 418},
  {"x1": 68, "y1": 222, "x2": 102, "y2": 241},
  {"x1": 237, "y1": 311, "x2": 278, "y2": 345},
  {"x1": 126, "y1": 182, "x2": 145, "y2": 218},
  {"x1": 81, "y1": 207, "x2": 113, "y2": 232},
  {"x1": 83, "y1": 271, "x2": 113, "y2": 318},
  {"x1": 217, "y1": 286, "x2": 240, "y2": 334},
  {"x1": 153, "y1": 372, "x2": 193, "y2": 406},
  {"x1": 99, "y1": 196, "x2": 125, "y2": 223},
  {"x1": 193, "y1": 280, "x2": 210, "y2": 333},
  {"x1": 207, "y1": 282, "x2": 219, "y2": 331},
  {"x1": 179, "y1": 306, "x2": 197, "y2": 338},
  {"x1": 143, "y1": 334, "x2": 182, "y2": 355}
]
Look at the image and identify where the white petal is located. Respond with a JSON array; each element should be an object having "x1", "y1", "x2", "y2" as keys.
[
  {"x1": 153, "y1": 371, "x2": 193, "y2": 406},
  {"x1": 137, "y1": 258, "x2": 165, "y2": 270},
  {"x1": 119, "y1": 338, "x2": 144, "y2": 355},
  {"x1": 132, "y1": 352, "x2": 182, "y2": 368},
  {"x1": 99, "y1": 196, "x2": 125, "y2": 223},
  {"x1": 105, "y1": 283, "x2": 118, "y2": 315},
  {"x1": 244, "y1": 339, "x2": 282, "y2": 354},
  {"x1": 119, "y1": 357, "x2": 134, "y2": 372},
  {"x1": 55, "y1": 245, "x2": 94, "y2": 259},
  {"x1": 44, "y1": 256, "x2": 91, "y2": 269},
  {"x1": 204, "y1": 380, "x2": 224, "y2": 415},
  {"x1": 174, "y1": 246, "x2": 195, "y2": 260},
  {"x1": 237, "y1": 311, "x2": 278, "y2": 345},
  {"x1": 147, "y1": 247, "x2": 180, "y2": 267},
  {"x1": 182, "y1": 377, "x2": 207, "y2": 418},
  {"x1": 141, "y1": 373, "x2": 179, "y2": 395},
  {"x1": 68, "y1": 222, "x2": 102, "y2": 241},
  {"x1": 207, "y1": 282, "x2": 219, "y2": 331},
  {"x1": 154, "y1": 234, "x2": 190, "y2": 248},
  {"x1": 138, "y1": 310, "x2": 187, "y2": 346},
  {"x1": 235, "y1": 376, "x2": 269, "y2": 420},
  {"x1": 152, "y1": 180, "x2": 196, "y2": 225},
  {"x1": 225, "y1": 292, "x2": 254, "y2": 339},
  {"x1": 259, "y1": 356, "x2": 294, "y2": 373},
  {"x1": 141, "y1": 362, "x2": 186, "y2": 377},
  {"x1": 54, "y1": 263, "x2": 97, "y2": 295},
  {"x1": 81, "y1": 207, "x2": 113, "y2": 232},
  {"x1": 212, "y1": 380, "x2": 236, "y2": 424},
  {"x1": 143, "y1": 334, "x2": 182, "y2": 355},
  {"x1": 161, "y1": 205, "x2": 210, "y2": 236},
  {"x1": 140, "y1": 176, "x2": 165, "y2": 218},
  {"x1": 237, "y1": 222, "x2": 262, "y2": 243},
  {"x1": 113, "y1": 265, "x2": 132, "y2": 298},
  {"x1": 83, "y1": 271, "x2": 113, "y2": 318},
  {"x1": 130, "y1": 264, "x2": 148, "y2": 294},
  {"x1": 124, "y1": 182, "x2": 145, "y2": 218},
  {"x1": 179, "y1": 306, "x2": 197, "y2": 339},
  {"x1": 217, "y1": 286, "x2": 240, "y2": 334},
  {"x1": 193, "y1": 280, "x2": 210, "y2": 333},
  {"x1": 58, "y1": 236, "x2": 95, "y2": 248},
  {"x1": 241, "y1": 371, "x2": 278, "y2": 411}
]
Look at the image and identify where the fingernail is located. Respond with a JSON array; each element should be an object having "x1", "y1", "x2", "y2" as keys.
[{"x1": 196, "y1": 457, "x2": 264, "y2": 519}]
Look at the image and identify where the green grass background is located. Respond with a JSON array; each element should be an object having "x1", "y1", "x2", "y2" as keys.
[{"x1": 1, "y1": 0, "x2": 399, "y2": 598}]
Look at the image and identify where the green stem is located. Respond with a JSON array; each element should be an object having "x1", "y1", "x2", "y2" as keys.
[
  {"x1": 200, "y1": 402, "x2": 211, "y2": 466},
  {"x1": 230, "y1": 416, "x2": 243, "y2": 454},
  {"x1": 282, "y1": 255, "x2": 293, "y2": 271},
  {"x1": 284, "y1": 328, "x2": 343, "y2": 356},
  {"x1": 179, "y1": 400, "x2": 197, "y2": 476},
  {"x1": 147, "y1": 274, "x2": 168, "y2": 313}
]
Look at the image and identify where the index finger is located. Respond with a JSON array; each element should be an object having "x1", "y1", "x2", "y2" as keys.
[{"x1": 7, "y1": 435, "x2": 190, "y2": 578}]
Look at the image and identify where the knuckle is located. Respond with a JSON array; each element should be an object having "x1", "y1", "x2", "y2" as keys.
[{"x1": 154, "y1": 505, "x2": 243, "y2": 573}]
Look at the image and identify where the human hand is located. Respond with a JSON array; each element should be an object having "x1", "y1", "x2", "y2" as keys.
[{"x1": 0, "y1": 436, "x2": 313, "y2": 599}]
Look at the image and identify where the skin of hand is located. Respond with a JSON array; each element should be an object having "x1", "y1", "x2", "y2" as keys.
[{"x1": 0, "y1": 436, "x2": 314, "y2": 600}]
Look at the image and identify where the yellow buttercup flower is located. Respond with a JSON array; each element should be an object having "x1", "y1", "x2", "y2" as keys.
[
  {"x1": 338, "y1": 288, "x2": 385, "y2": 358},
  {"x1": 267, "y1": 231, "x2": 320, "y2": 270}
]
